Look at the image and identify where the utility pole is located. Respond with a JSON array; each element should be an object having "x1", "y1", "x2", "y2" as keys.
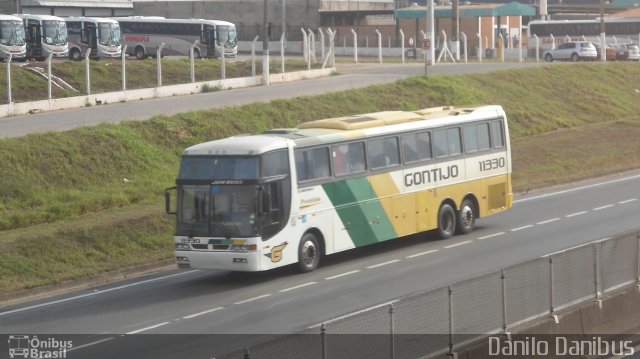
[
  {"x1": 452, "y1": 0, "x2": 459, "y2": 59},
  {"x1": 263, "y1": 0, "x2": 270, "y2": 85}
]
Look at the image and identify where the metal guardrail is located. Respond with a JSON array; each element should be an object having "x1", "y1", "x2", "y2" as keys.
[{"x1": 216, "y1": 230, "x2": 640, "y2": 359}]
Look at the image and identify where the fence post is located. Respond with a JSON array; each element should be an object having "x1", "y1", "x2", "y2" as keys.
[
  {"x1": 309, "y1": 29, "x2": 316, "y2": 63},
  {"x1": 550, "y1": 34, "x2": 556, "y2": 49},
  {"x1": 280, "y1": 33, "x2": 286, "y2": 74},
  {"x1": 498, "y1": 33, "x2": 505, "y2": 63},
  {"x1": 448, "y1": 285, "x2": 454, "y2": 354},
  {"x1": 121, "y1": 45, "x2": 127, "y2": 91},
  {"x1": 461, "y1": 32, "x2": 467, "y2": 63},
  {"x1": 501, "y1": 268, "x2": 508, "y2": 333},
  {"x1": 6, "y1": 54, "x2": 12, "y2": 104},
  {"x1": 400, "y1": 29, "x2": 405, "y2": 64},
  {"x1": 549, "y1": 256, "x2": 556, "y2": 316},
  {"x1": 190, "y1": 41, "x2": 199, "y2": 83},
  {"x1": 375, "y1": 29, "x2": 382, "y2": 63},
  {"x1": 351, "y1": 28, "x2": 358, "y2": 63},
  {"x1": 594, "y1": 242, "x2": 601, "y2": 302},
  {"x1": 477, "y1": 33, "x2": 482, "y2": 63},
  {"x1": 47, "y1": 52, "x2": 53, "y2": 100},
  {"x1": 251, "y1": 35, "x2": 259, "y2": 77},
  {"x1": 301, "y1": 28, "x2": 308, "y2": 62},
  {"x1": 220, "y1": 43, "x2": 226, "y2": 80},
  {"x1": 534, "y1": 34, "x2": 539, "y2": 63},
  {"x1": 307, "y1": 31, "x2": 312, "y2": 70},
  {"x1": 321, "y1": 323, "x2": 327, "y2": 359},
  {"x1": 389, "y1": 303, "x2": 395, "y2": 359},
  {"x1": 85, "y1": 48, "x2": 91, "y2": 95},
  {"x1": 318, "y1": 27, "x2": 325, "y2": 65},
  {"x1": 156, "y1": 43, "x2": 164, "y2": 87}
]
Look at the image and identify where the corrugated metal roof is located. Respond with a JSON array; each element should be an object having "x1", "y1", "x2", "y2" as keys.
[{"x1": 394, "y1": 1, "x2": 536, "y2": 19}]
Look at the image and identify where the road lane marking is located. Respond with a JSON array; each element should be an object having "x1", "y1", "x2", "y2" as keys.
[
  {"x1": 325, "y1": 270, "x2": 361, "y2": 280},
  {"x1": 536, "y1": 218, "x2": 560, "y2": 225},
  {"x1": 406, "y1": 250, "x2": 438, "y2": 259},
  {"x1": 67, "y1": 337, "x2": 115, "y2": 352},
  {"x1": 510, "y1": 225, "x2": 534, "y2": 232},
  {"x1": 126, "y1": 321, "x2": 170, "y2": 334},
  {"x1": 515, "y1": 173, "x2": 640, "y2": 203},
  {"x1": 366, "y1": 259, "x2": 401, "y2": 269},
  {"x1": 443, "y1": 240, "x2": 473, "y2": 249},
  {"x1": 233, "y1": 294, "x2": 272, "y2": 305},
  {"x1": 477, "y1": 232, "x2": 505, "y2": 240},
  {"x1": 0, "y1": 271, "x2": 197, "y2": 317},
  {"x1": 618, "y1": 198, "x2": 637, "y2": 204},
  {"x1": 278, "y1": 282, "x2": 317, "y2": 293},
  {"x1": 565, "y1": 211, "x2": 588, "y2": 218},
  {"x1": 593, "y1": 204, "x2": 614, "y2": 211},
  {"x1": 182, "y1": 307, "x2": 225, "y2": 319}
]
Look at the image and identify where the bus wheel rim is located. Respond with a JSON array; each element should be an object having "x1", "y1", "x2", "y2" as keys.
[
  {"x1": 301, "y1": 241, "x2": 316, "y2": 266},
  {"x1": 461, "y1": 206, "x2": 473, "y2": 228}
]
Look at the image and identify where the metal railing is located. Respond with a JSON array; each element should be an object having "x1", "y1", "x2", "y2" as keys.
[{"x1": 215, "y1": 229, "x2": 640, "y2": 359}]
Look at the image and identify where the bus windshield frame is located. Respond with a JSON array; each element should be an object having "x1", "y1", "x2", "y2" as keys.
[
  {"x1": 0, "y1": 20, "x2": 26, "y2": 46},
  {"x1": 42, "y1": 20, "x2": 67, "y2": 45},
  {"x1": 98, "y1": 22, "x2": 121, "y2": 47},
  {"x1": 216, "y1": 25, "x2": 237, "y2": 47}
]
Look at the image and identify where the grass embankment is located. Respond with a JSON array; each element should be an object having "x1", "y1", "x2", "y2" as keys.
[
  {"x1": 0, "y1": 58, "x2": 319, "y2": 103},
  {"x1": 1, "y1": 63, "x2": 639, "y2": 295}
]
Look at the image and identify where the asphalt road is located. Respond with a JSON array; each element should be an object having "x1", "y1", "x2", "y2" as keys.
[
  {"x1": 1, "y1": 171, "x2": 639, "y2": 358},
  {"x1": 0, "y1": 61, "x2": 544, "y2": 138}
]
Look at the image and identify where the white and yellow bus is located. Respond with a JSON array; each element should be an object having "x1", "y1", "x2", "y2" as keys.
[{"x1": 166, "y1": 105, "x2": 513, "y2": 272}]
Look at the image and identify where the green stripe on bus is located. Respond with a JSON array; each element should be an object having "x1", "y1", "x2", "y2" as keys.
[{"x1": 323, "y1": 178, "x2": 397, "y2": 247}]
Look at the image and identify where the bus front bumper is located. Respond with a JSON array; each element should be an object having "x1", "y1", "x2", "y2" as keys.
[{"x1": 175, "y1": 250, "x2": 262, "y2": 271}]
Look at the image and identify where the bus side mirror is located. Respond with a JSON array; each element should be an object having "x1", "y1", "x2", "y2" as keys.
[{"x1": 165, "y1": 187, "x2": 176, "y2": 215}]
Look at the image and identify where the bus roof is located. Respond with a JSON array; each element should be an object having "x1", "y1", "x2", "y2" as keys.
[
  {"x1": 0, "y1": 15, "x2": 22, "y2": 21},
  {"x1": 182, "y1": 105, "x2": 505, "y2": 156},
  {"x1": 63, "y1": 17, "x2": 119, "y2": 24},
  {"x1": 15, "y1": 14, "x2": 66, "y2": 21},
  {"x1": 113, "y1": 17, "x2": 235, "y2": 27}
]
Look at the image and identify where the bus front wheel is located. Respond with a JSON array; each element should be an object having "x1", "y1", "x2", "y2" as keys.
[
  {"x1": 437, "y1": 203, "x2": 456, "y2": 239},
  {"x1": 298, "y1": 232, "x2": 320, "y2": 272},
  {"x1": 69, "y1": 48, "x2": 82, "y2": 61},
  {"x1": 456, "y1": 199, "x2": 476, "y2": 234}
]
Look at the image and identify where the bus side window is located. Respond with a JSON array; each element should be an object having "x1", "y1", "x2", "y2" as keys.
[{"x1": 491, "y1": 121, "x2": 505, "y2": 148}]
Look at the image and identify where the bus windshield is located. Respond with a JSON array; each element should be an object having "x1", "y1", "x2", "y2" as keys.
[
  {"x1": 43, "y1": 20, "x2": 67, "y2": 45},
  {"x1": 177, "y1": 156, "x2": 259, "y2": 238},
  {"x1": 98, "y1": 23, "x2": 121, "y2": 46},
  {"x1": 0, "y1": 21, "x2": 26, "y2": 46},
  {"x1": 216, "y1": 25, "x2": 237, "y2": 47}
]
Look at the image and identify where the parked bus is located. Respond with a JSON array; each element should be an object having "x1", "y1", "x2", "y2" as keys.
[
  {"x1": 165, "y1": 105, "x2": 513, "y2": 272},
  {"x1": 16, "y1": 14, "x2": 68, "y2": 60},
  {"x1": 115, "y1": 17, "x2": 237, "y2": 59},
  {"x1": 0, "y1": 15, "x2": 26, "y2": 61},
  {"x1": 528, "y1": 17, "x2": 640, "y2": 52},
  {"x1": 65, "y1": 17, "x2": 121, "y2": 60}
]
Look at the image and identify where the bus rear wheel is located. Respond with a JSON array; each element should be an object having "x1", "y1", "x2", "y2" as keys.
[
  {"x1": 456, "y1": 199, "x2": 476, "y2": 234},
  {"x1": 437, "y1": 203, "x2": 456, "y2": 239},
  {"x1": 135, "y1": 46, "x2": 147, "y2": 60},
  {"x1": 298, "y1": 232, "x2": 320, "y2": 272}
]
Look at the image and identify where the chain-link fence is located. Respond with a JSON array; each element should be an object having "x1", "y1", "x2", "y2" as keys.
[{"x1": 217, "y1": 230, "x2": 640, "y2": 359}]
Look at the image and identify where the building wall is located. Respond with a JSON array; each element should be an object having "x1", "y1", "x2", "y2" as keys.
[{"x1": 133, "y1": 0, "x2": 322, "y2": 41}]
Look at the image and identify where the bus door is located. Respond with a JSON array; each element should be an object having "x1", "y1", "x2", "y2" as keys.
[
  {"x1": 82, "y1": 22, "x2": 97, "y2": 54},
  {"x1": 203, "y1": 25, "x2": 216, "y2": 57},
  {"x1": 27, "y1": 20, "x2": 42, "y2": 58}
]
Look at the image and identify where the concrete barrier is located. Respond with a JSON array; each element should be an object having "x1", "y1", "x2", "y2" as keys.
[{"x1": 0, "y1": 67, "x2": 335, "y2": 118}]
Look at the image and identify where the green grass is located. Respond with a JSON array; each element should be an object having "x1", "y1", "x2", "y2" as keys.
[{"x1": 0, "y1": 62, "x2": 639, "y2": 294}]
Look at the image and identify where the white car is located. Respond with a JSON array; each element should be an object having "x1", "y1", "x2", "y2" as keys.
[
  {"x1": 543, "y1": 41, "x2": 598, "y2": 62},
  {"x1": 621, "y1": 43, "x2": 639, "y2": 61}
]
